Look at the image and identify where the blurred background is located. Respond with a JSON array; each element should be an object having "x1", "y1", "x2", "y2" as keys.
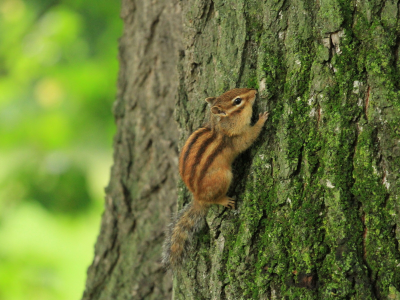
[{"x1": 0, "y1": 0, "x2": 121, "y2": 299}]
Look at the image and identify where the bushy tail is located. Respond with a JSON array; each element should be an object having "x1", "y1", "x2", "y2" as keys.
[{"x1": 162, "y1": 202, "x2": 208, "y2": 270}]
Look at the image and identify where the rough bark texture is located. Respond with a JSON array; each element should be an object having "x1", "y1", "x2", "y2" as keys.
[
  {"x1": 83, "y1": 0, "x2": 400, "y2": 299},
  {"x1": 175, "y1": 0, "x2": 400, "y2": 299},
  {"x1": 82, "y1": 0, "x2": 181, "y2": 299}
]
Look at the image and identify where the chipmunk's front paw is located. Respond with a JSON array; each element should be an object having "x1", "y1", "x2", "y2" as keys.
[{"x1": 259, "y1": 111, "x2": 269, "y2": 122}]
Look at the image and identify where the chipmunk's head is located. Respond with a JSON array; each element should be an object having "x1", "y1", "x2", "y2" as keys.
[{"x1": 205, "y1": 88, "x2": 257, "y2": 134}]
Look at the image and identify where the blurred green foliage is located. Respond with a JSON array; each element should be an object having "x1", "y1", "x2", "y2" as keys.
[{"x1": 0, "y1": 0, "x2": 121, "y2": 299}]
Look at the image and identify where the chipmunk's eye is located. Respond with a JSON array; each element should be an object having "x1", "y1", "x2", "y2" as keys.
[{"x1": 233, "y1": 98, "x2": 242, "y2": 105}]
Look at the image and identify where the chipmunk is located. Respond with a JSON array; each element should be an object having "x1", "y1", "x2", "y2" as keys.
[{"x1": 162, "y1": 88, "x2": 269, "y2": 270}]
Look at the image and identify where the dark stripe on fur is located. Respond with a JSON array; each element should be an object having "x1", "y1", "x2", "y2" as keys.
[
  {"x1": 230, "y1": 106, "x2": 244, "y2": 115},
  {"x1": 197, "y1": 137, "x2": 227, "y2": 188},
  {"x1": 181, "y1": 128, "x2": 209, "y2": 176},
  {"x1": 188, "y1": 131, "x2": 216, "y2": 190}
]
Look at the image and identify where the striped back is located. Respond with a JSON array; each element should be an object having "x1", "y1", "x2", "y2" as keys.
[{"x1": 179, "y1": 128, "x2": 228, "y2": 193}]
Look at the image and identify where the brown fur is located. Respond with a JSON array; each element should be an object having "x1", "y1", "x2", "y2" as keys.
[{"x1": 162, "y1": 88, "x2": 269, "y2": 270}]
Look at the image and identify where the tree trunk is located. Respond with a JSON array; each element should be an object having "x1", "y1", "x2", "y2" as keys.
[
  {"x1": 83, "y1": 0, "x2": 400, "y2": 299},
  {"x1": 82, "y1": 0, "x2": 181, "y2": 299}
]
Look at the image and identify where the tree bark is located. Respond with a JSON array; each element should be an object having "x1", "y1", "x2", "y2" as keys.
[
  {"x1": 83, "y1": 0, "x2": 400, "y2": 299},
  {"x1": 82, "y1": 0, "x2": 181, "y2": 299}
]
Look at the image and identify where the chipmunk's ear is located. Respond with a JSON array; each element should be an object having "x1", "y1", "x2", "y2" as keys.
[
  {"x1": 205, "y1": 97, "x2": 216, "y2": 106},
  {"x1": 211, "y1": 106, "x2": 226, "y2": 116}
]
